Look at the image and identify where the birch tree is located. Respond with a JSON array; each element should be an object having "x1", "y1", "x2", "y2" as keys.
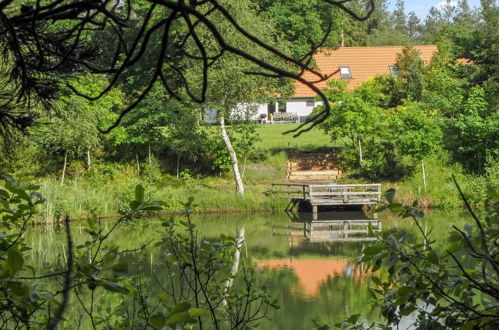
[{"x1": 183, "y1": 0, "x2": 289, "y2": 195}]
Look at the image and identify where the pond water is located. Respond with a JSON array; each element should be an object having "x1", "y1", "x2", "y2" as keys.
[{"x1": 24, "y1": 208, "x2": 471, "y2": 329}]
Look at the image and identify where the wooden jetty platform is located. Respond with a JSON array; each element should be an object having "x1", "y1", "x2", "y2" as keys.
[{"x1": 271, "y1": 183, "x2": 382, "y2": 217}]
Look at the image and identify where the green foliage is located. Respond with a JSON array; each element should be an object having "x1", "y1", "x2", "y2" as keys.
[
  {"x1": 390, "y1": 106, "x2": 442, "y2": 160},
  {"x1": 0, "y1": 175, "x2": 51, "y2": 326},
  {"x1": 256, "y1": 0, "x2": 341, "y2": 57},
  {"x1": 396, "y1": 47, "x2": 425, "y2": 101},
  {"x1": 338, "y1": 187, "x2": 499, "y2": 329},
  {"x1": 33, "y1": 76, "x2": 124, "y2": 167},
  {"x1": 444, "y1": 86, "x2": 499, "y2": 173},
  {"x1": 319, "y1": 80, "x2": 442, "y2": 181},
  {"x1": 0, "y1": 175, "x2": 276, "y2": 328}
]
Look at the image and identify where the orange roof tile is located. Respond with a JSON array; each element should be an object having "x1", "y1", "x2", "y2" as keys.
[{"x1": 294, "y1": 45, "x2": 438, "y2": 98}]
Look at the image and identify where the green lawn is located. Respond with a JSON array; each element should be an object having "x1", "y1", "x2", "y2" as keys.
[{"x1": 254, "y1": 124, "x2": 335, "y2": 151}]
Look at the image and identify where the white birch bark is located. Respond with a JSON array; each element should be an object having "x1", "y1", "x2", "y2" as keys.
[
  {"x1": 61, "y1": 150, "x2": 68, "y2": 186},
  {"x1": 222, "y1": 227, "x2": 245, "y2": 306},
  {"x1": 86, "y1": 148, "x2": 91, "y2": 170},
  {"x1": 220, "y1": 115, "x2": 245, "y2": 195},
  {"x1": 421, "y1": 158, "x2": 427, "y2": 192},
  {"x1": 358, "y1": 137, "x2": 363, "y2": 164}
]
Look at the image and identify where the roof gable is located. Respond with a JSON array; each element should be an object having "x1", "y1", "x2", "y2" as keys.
[{"x1": 294, "y1": 45, "x2": 438, "y2": 98}]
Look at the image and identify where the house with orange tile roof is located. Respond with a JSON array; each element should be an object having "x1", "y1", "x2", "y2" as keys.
[{"x1": 251, "y1": 45, "x2": 438, "y2": 123}]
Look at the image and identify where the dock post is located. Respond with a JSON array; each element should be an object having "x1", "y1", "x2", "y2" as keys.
[
  {"x1": 343, "y1": 221, "x2": 349, "y2": 238},
  {"x1": 312, "y1": 205, "x2": 318, "y2": 220}
]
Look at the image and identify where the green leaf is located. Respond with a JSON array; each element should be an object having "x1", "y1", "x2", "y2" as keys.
[
  {"x1": 86, "y1": 218, "x2": 97, "y2": 232},
  {"x1": 165, "y1": 312, "x2": 191, "y2": 326},
  {"x1": 400, "y1": 306, "x2": 417, "y2": 316},
  {"x1": 371, "y1": 276, "x2": 382, "y2": 286},
  {"x1": 142, "y1": 205, "x2": 163, "y2": 211},
  {"x1": 0, "y1": 189, "x2": 9, "y2": 199},
  {"x1": 129, "y1": 200, "x2": 141, "y2": 212},
  {"x1": 347, "y1": 314, "x2": 360, "y2": 324},
  {"x1": 7, "y1": 248, "x2": 24, "y2": 274},
  {"x1": 427, "y1": 249, "x2": 440, "y2": 265},
  {"x1": 171, "y1": 302, "x2": 191, "y2": 313},
  {"x1": 100, "y1": 281, "x2": 129, "y2": 294},
  {"x1": 188, "y1": 308, "x2": 209, "y2": 317},
  {"x1": 397, "y1": 286, "x2": 414, "y2": 299},
  {"x1": 363, "y1": 245, "x2": 385, "y2": 256},
  {"x1": 111, "y1": 263, "x2": 128, "y2": 274},
  {"x1": 135, "y1": 185, "x2": 145, "y2": 203},
  {"x1": 385, "y1": 188, "x2": 396, "y2": 203},
  {"x1": 150, "y1": 313, "x2": 166, "y2": 329}
]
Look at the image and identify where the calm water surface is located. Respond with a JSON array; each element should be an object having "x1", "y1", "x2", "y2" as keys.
[{"x1": 24, "y1": 209, "x2": 470, "y2": 329}]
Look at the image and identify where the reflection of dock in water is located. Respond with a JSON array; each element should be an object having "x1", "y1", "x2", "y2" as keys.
[
  {"x1": 305, "y1": 219, "x2": 381, "y2": 242},
  {"x1": 275, "y1": 211, "x2": 382, "y2": 246}
]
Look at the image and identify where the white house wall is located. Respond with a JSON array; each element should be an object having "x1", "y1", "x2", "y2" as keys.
[
  {"x1": 285, "y1": 99, "x2": 323, "y2": 117},
  {"x1": 204, "y1": 100, "x2": 323, "y2": 123}
]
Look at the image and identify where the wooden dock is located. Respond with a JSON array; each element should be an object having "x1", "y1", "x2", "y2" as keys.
[{"x1": 271, "y1": 183, "x2": 382, "y2": 217}]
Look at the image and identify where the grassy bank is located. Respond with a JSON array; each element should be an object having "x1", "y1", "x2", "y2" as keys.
[
  {"x1": 254, "y1": 123, "x2": 333, "y2": 151},
  {"x1": 8, "y1": 124, "x2": 496, "y2": 220},
  {"x1": 36, "y1": 151, "x2": 290, "y2": 222}
]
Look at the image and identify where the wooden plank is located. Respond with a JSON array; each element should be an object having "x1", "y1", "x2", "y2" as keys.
[
  {"x1": 272, "y1": 183, "x2": 309, "y2": 187},
  {"x1": 309, "y1": 199, "x2": 378, "y2": 205},
  {"x1": 308, "y1": 237, "x2": 378, "y2": 242},
  {"x1": 289, "y1": 170, "x2": 341, "y2": 175},
  {"x1": 271, "y1": 190, "x2": 304, "y2": 194},
  {"x1": 309, "y1": 184, "x2": 381, "y2": 188},
  {"x1": 310, "y1": 221, "x2": 380, "y2": 226},
  {"x1": 309, "y1": 191, "x2": 382, "y2": 196}
]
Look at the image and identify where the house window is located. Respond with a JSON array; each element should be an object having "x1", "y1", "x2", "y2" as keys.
[
  {"x1": 278, "y1": 102, "x2": 286, "y2": 113},
  {"x1": 389, "y1": 65, "x2": 399, "y2": 78},
  {"x1": 339, "y1": 66, "x2": 352, "y2": 79},
  {"x1": 306, "y1": 100, "x2": 315, "y2": 107},
  {"x1": 267, "y1": 103, "x2": 276, "y2": 113}
]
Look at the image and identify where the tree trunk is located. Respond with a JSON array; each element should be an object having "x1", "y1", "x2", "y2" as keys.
[
  {"x1": 222, "y1": 227, "x2": 245, "y2": 306},
  {"x1": 61, "y1": 150, "x2": 68, "y2": 186},
  {"x1": 86, "y1": 148, "x2": 91, "y2": 170},
  {"x1": 242, "y1": 156, "x2": 247, "y2": 179},
  {"x1": 421, "y1": 158, "x2": 427, "y2": 192},
  {"x1": 220, "y1": 115, "x2": 244, "y2": 195},
  {"x1": 135, "y1": 152, "x2": 140, "y2": 174},
  {"x1": 148, "y1": 141, "x2": 152, "y2": 165},
  {"x1": 176, "y1": 154, "x2": 180, "y2": 178},
  {"x1": 358, "y1": 137, "x2": 363, "y2": 165}
]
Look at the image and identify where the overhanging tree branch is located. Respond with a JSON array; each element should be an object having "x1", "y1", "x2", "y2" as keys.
[{"x1": 0, "y1": 0, "x2": 374, "y2": 137}]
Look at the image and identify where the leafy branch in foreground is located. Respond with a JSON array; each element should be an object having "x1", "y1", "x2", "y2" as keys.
[
  {"x1": 336, "y1": 182, "x2": 499, "y2": 330},
  {"x1": 0, "y1": 175, "x2": 274, "y2": 328}
]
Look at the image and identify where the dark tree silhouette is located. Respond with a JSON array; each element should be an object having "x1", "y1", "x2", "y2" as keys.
[{"x1": 0, "y1": 0, "x2": 374, "y2": 138}]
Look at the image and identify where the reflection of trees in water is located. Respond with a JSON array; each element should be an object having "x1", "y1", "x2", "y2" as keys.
[{"x1": 289, "y1": 241, "x2": 366, "y2": 256}]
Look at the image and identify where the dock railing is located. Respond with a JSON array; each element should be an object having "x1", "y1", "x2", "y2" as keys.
[
  {"x1": 271, "y1": 183, "x2": 382, "y2": 205},
  {"x1": 271, "y1": 183, "x2": 310, "y2": 200}
]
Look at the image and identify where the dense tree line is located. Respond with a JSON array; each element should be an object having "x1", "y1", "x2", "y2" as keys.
[
  {"x1": 0, "y1": 1, "x2": 498, "y2": 328},
  {"x1": 0, "y1": 0, "x2": 497, "y2": 194}
]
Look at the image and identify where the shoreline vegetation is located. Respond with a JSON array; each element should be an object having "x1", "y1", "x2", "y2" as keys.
[{"x1": 15, "y1": 123, "x2": 495, "y2": 222}]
